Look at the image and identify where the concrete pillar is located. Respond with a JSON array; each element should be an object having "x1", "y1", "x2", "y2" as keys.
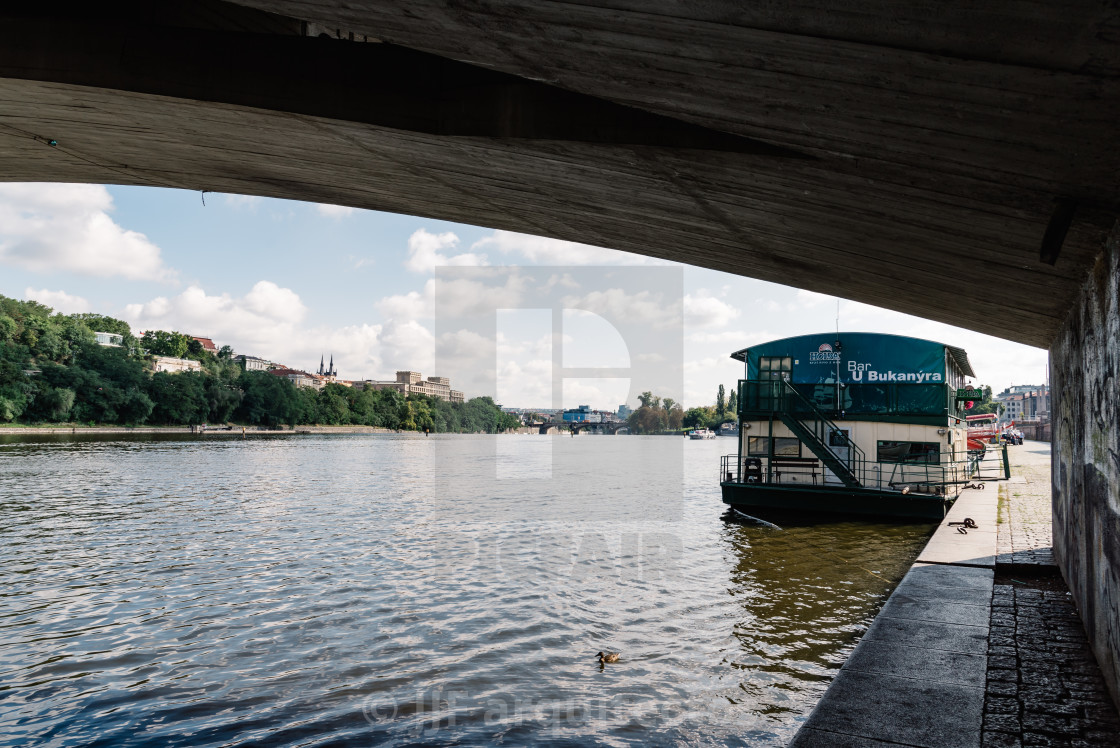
[{"x1": 1051, "y1": 218, "x2": 1120, "y2": 707}]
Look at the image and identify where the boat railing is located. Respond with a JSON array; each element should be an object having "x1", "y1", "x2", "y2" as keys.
[
  {"x1": 721, "y1": 446, "x2": 1009, "y2": 493},
  {"x1": 738, "y1": 379, "x2": 966, "y2": 420}
]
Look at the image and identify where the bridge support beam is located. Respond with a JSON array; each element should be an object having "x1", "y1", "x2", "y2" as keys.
[{"x1": 1052, "y1": 218, "x2": 1120, "y2": 705}]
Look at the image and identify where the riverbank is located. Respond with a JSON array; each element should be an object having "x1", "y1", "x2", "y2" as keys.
[
  {"x1": 0, "y1": 425, "x2": 541, "y2": 436},
  {"x1": 791, "y1": 441, "x2": 1120, "y2": 747},
  {"x1": 0, "y1": 425, "x2": 393, "y2": 435}
]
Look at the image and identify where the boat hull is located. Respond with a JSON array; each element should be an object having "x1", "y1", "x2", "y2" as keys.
[{"x1": 720, "y1": 481, "x2": 953, "y2": 521}]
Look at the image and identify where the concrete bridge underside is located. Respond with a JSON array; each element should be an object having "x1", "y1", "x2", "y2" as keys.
[{"x1": 2, "y1": 0, "x2": 1119, "y2": 706}]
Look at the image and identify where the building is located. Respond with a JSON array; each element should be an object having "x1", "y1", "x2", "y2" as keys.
[
  {"x1": 362, "y1": 371, "x2": 465, "y2": 403},
  {"x1": 562, "y1": 404, "x2": 602, "y2": 423},
  {"x1": 618, "y1": 404, "x2": 633, "y2": 420},
  {"x1": 94, "y1": 331, "x2": 123, "y2": 347},
  {"x1": 1022, "y1": 389, "x2": 1050, "y2": 421},
  {"x1": 153, "y1": 355, "x2": 202, "y2": 374},
  {"x1": 996, "y1": 384, "x2": 1050, "y2": 424},
  {"x1": 317, "y1": 355, "x2": 338, "y2": 382},
  {"x1": 190, "y1": 336, "x2": 218, "y2": 354},
  {"x1": 995, "y1": 384, "x2": 1044, "y2": 399},
  {"x1": 235, "y1": 354, "x2": 273, "y2": 372},
  {"x1": 270, "y1": 368, "x2": 323, "y2": 390},
  {"x1": 721, "y1": 332, "x2": 980, "y2": 520}
]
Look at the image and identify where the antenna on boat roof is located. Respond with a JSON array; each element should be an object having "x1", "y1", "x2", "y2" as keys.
[{"x1": 836, "y1": 298, "x2": 840, "y2": 335}]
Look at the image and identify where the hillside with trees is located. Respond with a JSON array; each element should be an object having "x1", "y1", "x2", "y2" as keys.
[{"x1": 0, "y1": 294, "x2": 518, "y2": 432}]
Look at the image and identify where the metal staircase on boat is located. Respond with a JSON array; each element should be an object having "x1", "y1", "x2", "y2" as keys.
[{"x1": 751, "y1": 380, "x2": 864, "y2": 488}]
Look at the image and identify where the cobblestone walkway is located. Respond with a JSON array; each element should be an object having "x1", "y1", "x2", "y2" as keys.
[
  {"x1": 995, "y1": 444, "x2": 1054, "y2": 567},
  {"x1": 983, "y1": 443, "x2": 1120, "y2": 747}
]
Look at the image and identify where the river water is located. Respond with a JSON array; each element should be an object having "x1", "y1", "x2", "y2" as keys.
[{"x1": 0, "y1": 434, "x2": 933, "y2": 747}]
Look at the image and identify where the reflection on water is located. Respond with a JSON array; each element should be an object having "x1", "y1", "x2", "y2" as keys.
[{"x1": 0, "y1": 434, "x2": 932, "y2": 746}]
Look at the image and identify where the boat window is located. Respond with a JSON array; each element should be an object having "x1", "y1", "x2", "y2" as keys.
[
  {"x1": 747, "y1": 436, "x2": 801, "y2": 456},
  {"x1": 758, "y1": 356, "x2": 792, "y2": 381},
  {"x1": 876, "y1": 440, "x2": 940, "y2": 464}
]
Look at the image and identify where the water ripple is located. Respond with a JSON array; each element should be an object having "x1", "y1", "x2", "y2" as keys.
[{"x1": 0, "y1": 434, "x2": 931, "y2": 746}]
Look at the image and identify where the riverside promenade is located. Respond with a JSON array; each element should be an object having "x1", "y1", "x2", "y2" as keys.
[{"x1": 791, "y1": 441, "x2": 1120, "y2": 747}]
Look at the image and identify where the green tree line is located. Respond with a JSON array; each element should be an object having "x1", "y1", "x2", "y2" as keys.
[
  {"x1": 626, "y1": 384, "x2": 740, "y2": 435},
  {"x1": 0, "y1": 294, "x2": 519, "y2": 432}
]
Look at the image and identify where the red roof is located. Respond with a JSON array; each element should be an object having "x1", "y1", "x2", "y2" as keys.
[{"x1": 191, "y1": 336, "x2": 218, "y2": 351}]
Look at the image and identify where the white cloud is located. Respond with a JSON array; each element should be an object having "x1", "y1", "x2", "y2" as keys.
[
  {"x1": 684, "y1": 290, "x2": 740, "y2": 328},
  {"x1": 561, "y1": 288, "x2": 682, "y2": 329},
  {"x1": 24, "y1": 287, "x2": 91, "y2": 314},
  {"x1": 222, "y1": 194, "x2": 262, "y2": 210},
  {"x1": 561, "y1": 378, "x2": 632, "y2": 410},
  {"x1": 405, "y1": 229, "x2": 488, "y2": 273},
  {"x1": 119, "y1": 281, "x2": 448, "y2": 385},
  {"x1": 124, "y1": 281, "x2": 308, "y2": 360},
  {"x1": 376, "y1": 319, "x2": 436, "y2": 375},
  {"x1": 243, "y1": 281, "x2": 306, "y2": 323},
  {"x1": 0, "y1": 184, "x2": 176, "y2": 282},
  {"x1": 472, "y1": 230, "x2": 670, "y2": 266},
  {"x1": 794, "y1": 289, "x2": 835, "y2": 309},
  {"x1": 497, "y1": 355, "x2": 553, "y2": 407},
  {"x1": 376, "y1": 273, "x2": 533, "y2": 322},
  {"x1": 316, "y1": 203, "x2": 355, "y2": 218},
  {"x1": 376, "y1": 279, "x2": 435, "y2": 320},
  {"x1": 834, "y1": 298, "x2": 1047, "y2": 392},
  {"x1": 688, "y1": 330, "x2": 754, "y2": 346},
  {"x1": 539, "y1": 273, "x2": 581, "y2": 292}
]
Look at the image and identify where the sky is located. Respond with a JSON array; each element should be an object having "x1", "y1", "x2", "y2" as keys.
[{"x1": 0, "y1": 182, "x2": 1049, "y2": 410}]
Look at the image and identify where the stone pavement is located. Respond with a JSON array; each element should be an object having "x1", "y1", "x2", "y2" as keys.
[
  {"x1": 995, "y1": 443, "x2": 1055, "y2": 567},
  {"x1": 983, "y1": 441, "x2": 1120, "y2": 747},
  {"x1": 790, "y1": 442, "x2": 1120, "y2": 747},
  {"x1": 984, "y1": 578, "x2": 1119, "y2": 747}
]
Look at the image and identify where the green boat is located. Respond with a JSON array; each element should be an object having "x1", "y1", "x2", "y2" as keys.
[{"x1": 720, "y1": 332, "x2": 1004, "y2": 521}]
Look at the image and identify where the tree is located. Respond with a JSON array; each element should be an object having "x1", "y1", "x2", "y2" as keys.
[
  {"x1": 317, "y1": 384, "x2": 352, "y2": 425},
  {"x1": 662, "y1": 397, "x2": 675, "y2": 412},
  {"x1": 235, "y1": 371, "x2": 301, "y2": 427},
  {"x1": 140, "y1": 330, "x2": 191, "y2": 358},
  {"x1": 149, "y1": 372, "x2": 207, "y2": 425},
  {"x1": 638, "y1": 391, "x2": 655, "y2": 408},
  {"x1": 682, "y1": 407, "x2": 708, "y2": 429},
  {"x1": 727, "y1": 389, "x2": 737, "y2": 416},
  {"x1": 70, "y1": 313, "x2": 132, "y2": 339},
  {"x1": 204, "y1": 377, "x2": 241, "y2": 423},
  {"x1": 717, "y1": 384, "x2": 726, "y2": 415}
]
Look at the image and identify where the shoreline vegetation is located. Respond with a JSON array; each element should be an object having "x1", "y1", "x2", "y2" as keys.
[
  {"x1": 0, "y1": 294, "x2": 521, "y2": 433},
  {"x1": 0, "y1": 424, "x2": 540, "y2": 435}
]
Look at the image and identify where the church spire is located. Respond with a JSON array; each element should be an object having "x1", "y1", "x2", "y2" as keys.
[{"x1": 319, "y1": 354, "x2": 325, "y2": 376}]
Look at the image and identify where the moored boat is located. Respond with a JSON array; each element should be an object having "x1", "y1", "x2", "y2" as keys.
[
  {"x1": 689, "y1": 428, "x2": 716, "y2": 439},
  {"x1": 719, "y1": 333, "x2": 1007, "y2": 521}
]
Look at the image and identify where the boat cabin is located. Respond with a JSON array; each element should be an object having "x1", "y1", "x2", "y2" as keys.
[{"x1": 721, "y1": 332, "x2": 989, "y2": 519}]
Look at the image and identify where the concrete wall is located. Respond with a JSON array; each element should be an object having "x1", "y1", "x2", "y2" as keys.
[{"x1": 1052, "y1": 219, "x2": 1120, "y2": 706}]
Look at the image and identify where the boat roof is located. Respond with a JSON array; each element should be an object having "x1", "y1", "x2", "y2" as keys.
[{"x1": 729, "y1": 332, "x2": 975, "y2": 377}]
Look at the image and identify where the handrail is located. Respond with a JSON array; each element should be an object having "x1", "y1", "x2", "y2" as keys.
[
  {"x1": 739, "y1": 379, "x2": 964, "y2": 419},
  {"x1": 723, "y1": 449, "x2": 1006, "y2": 493},
  {"x1": 777, "y1": 380, "x2": 867, "y2": 480}
]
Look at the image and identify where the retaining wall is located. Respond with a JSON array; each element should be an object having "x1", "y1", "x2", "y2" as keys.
[{"x1": 1052, "y1": 219, "x2": 1120, "y2": 706}]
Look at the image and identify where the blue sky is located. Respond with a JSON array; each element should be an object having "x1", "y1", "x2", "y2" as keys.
[{"x1": 0, "y1": 183, "x2": 1048, "y2": 409}]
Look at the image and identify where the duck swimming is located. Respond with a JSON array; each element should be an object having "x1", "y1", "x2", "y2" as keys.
[{"x1": 596, "y1": 651, "x2": 620, "y2": 664}]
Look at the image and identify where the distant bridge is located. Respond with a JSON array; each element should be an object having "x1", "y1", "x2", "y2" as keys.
[{"x1": 536, "y1": 421, "x2": 627, "y2": 435}]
